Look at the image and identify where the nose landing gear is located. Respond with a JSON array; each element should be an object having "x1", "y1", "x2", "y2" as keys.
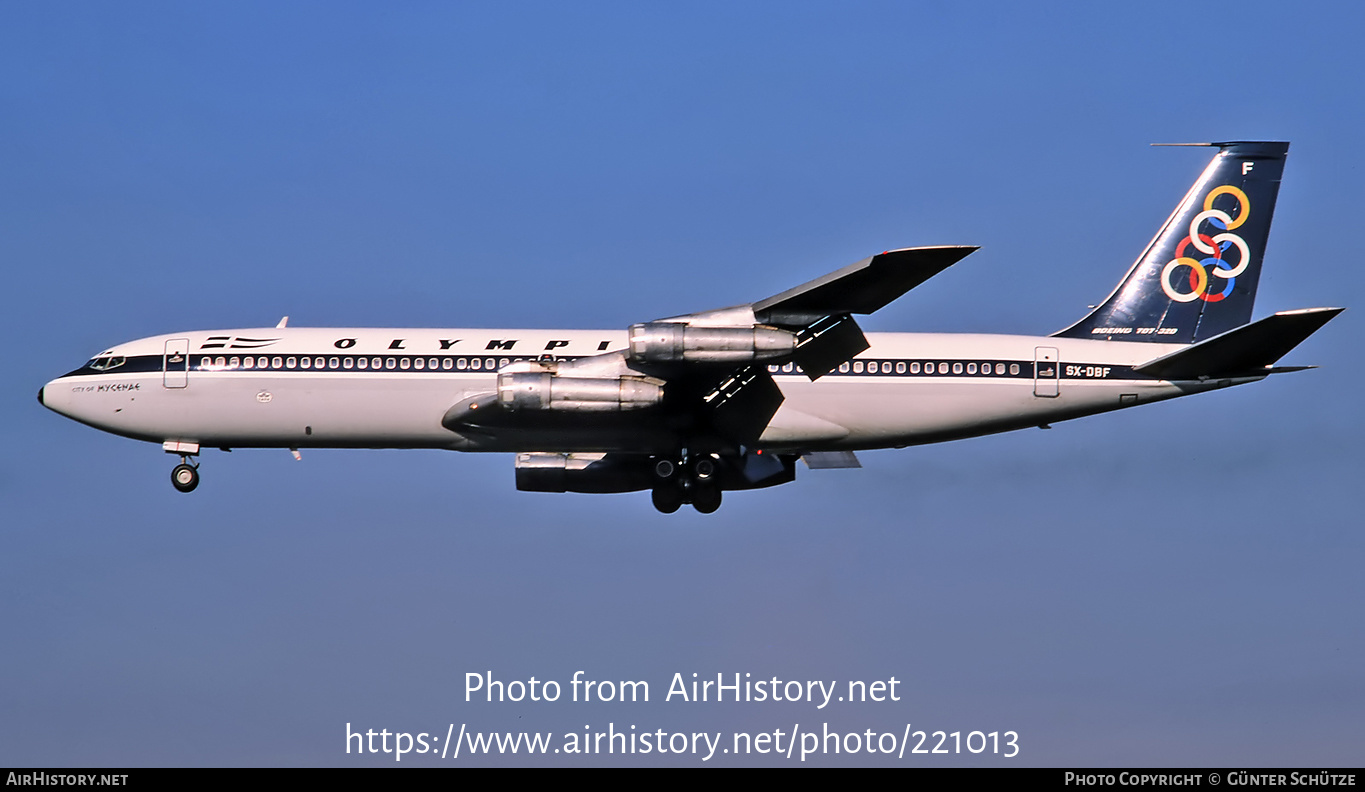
[
  {"x1": 650, "y1": 453, "x2": 723, "y2": 514},
  {"x1": 170, "y1": 457, "x2": 200, "y2": 493}
]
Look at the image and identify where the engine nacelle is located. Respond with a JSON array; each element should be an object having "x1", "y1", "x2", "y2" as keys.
[
  {"x1": 627, "y1": 322, "x2": 796, "y2": 365},
  {"x1": 514, "y1": 451, "x2": 798, "y2": 494},
  {"x1": 515, "y1": 453, "x2": 654, "y2": 493},
  {"x1": 497, "y1": 373, "x2": 663, "y2": 412}
]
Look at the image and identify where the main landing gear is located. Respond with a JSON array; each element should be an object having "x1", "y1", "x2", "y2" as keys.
[
  {"x1": 650, "y1": 454, "x2": 723, "y2": 515},
  {"x1": 170, "y1": 457, "x2": 200, "y2": 493}
]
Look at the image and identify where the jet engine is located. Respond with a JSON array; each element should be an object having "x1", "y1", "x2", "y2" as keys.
[
  {"x1": 514, "y1": 453, "x2": 655, "y2": 493},
  {"x1": 497, "y1": 373, "x2": 663, "y2": 412},
  {"x1": 514, "y1": 451, "x2": 799, "y2": 495},
  {"x1": 627, "y1": 322, "x2": 796, "y2": 365}
]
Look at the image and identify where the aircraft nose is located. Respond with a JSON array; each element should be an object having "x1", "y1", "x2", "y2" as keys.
[{"x1": 38, "y1": 379, "x2": 66, "y2": 415}]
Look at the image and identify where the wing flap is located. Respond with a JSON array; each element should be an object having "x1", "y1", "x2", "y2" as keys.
[
  {"x1": 802, "y1": 451, "x2": 862, "y2": 469},
  {"x1": 792, "y1": 314, "x2": 869, "y2": 379}
]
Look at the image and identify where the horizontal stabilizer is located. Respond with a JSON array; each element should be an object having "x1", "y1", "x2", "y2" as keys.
[
  {"x1": 753, "y1": 246, "x2": 977, "y2": 327},
  {"x1": 802, "y1": 451, "x2": 862, "y2": 469},
  {"x1": 1134, "y1": 308, "x2": 1343, "y2": 380}
]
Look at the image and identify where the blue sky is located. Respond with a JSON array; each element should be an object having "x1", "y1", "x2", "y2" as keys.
[{"x1": 2, "y1": 1, "x2": 1362, "y2": 766}]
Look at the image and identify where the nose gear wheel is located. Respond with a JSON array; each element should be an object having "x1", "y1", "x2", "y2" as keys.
[{"x1": 171, "y1": 461, "x2": 200, "y2": 493}]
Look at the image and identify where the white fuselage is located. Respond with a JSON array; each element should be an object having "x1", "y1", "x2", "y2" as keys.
[{"x1": 40, "y1": 326, "x2": 1252, "y2": 455}]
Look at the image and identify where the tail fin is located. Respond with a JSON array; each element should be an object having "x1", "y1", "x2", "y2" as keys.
[{"x1": 1054, "y1": 141, "x2": 1288, "y2": 343}]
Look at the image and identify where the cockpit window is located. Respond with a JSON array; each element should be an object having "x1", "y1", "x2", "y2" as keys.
[{"x1": 87, "y1": 356, "x2": 126, "y2": 372}]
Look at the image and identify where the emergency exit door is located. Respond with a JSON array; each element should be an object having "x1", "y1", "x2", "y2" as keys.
[
  {"x1": 1034, "y1": 346, "x2": 1059, "y2": 397},
  {"x1": 164, "y1": 339, "x2": 189, "y2": 388}
]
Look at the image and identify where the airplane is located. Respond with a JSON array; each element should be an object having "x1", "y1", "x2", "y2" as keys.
[{"x1": 38, "y1": 141, "x2": 1341, "y2": 514}]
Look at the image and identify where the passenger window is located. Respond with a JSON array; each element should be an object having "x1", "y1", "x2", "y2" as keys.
[
  {"x1": 357, "y1": 358, "x2": 367, "y2": 369},
  {"x1": 442, "y1": 358, "x2": 453, "y2": 370},
  {"x1": 995, "y1": 363, "x2": 1005, "y2": 375},
  {"x1": 229, "y1": 356, "x2": 240, "y2": 369},
  {"x1": 911, "y1": 362, "x2": 921, "y2": 374},
  {"x1": 343, "y1": 357, "x2": 353, "y2": 369},
  {"x1": 315, "y1": 357, "x2": 325, "y2": 368},
  {"x1": 938, "y1": 363, "x2": 948, "y2": 374},
  {"x1": 286, "y1": 357, "x2": 297, "y2": 368},
  {"x1": 430, "y1": 358, "x2": 439, "y2": 369},
  {"x1": 201, "y1": 357, "x2": 212, "y2": 369},
  {"x1": 413, "y1": 358, "x2": 425, "y2": 370},
  {"x1": 782, "y1": 362, "x2": 794, "y2": 373},
  {"x1": 300, "y1": 357, "x2": 311, "y2": 369},
  {"x1": 328, "y1": 357, "x2": 338, "y2": 369},
  {"x1": 385, "y1": 358, "x2": 396, "y2": 369},
  {"x1": 458, "y1": 358, "x2": 468, "y2": 370},
  {"x1": 838, "y1": 362, "x2": 849, "y2": 373},
  {"x1": 272, "y1": 357, "x2": 283, "y2": 368},
  {"x1": 243, "y1": 356, "x2": 254, "y2": 368},
  {"x1": 1009, "y1": 363, "x2": 1019, "y2": 375},
  {"x1": 471, "y1": 358, "x2": 482, "y2": 370},
  {"x1": 215, "y1": 356, "x2": 226, "y2": 368},
  {"x1": 400, "y1": 358, "x2": 411, "y2": 370},
  {"x1": 882, "y1": 362, "x2": 892, "y2": 373},
  {"x1": 499, "y1": 358, "x2": 509, "y2": 368},
  {"x1": 896, "y1": 362, "x2": 906, "y2": 374},
  {"x1": 485, "y1": 358, "x2": 495, "y2": 369},
  {"x1": 967, "y1": 363, "x2": 977, "y2": 374},
  {"x1": 952, "y1": 362, "x2": 963, "y2": 374},
  {"x1": 853, "y1": 361, "x2": 864, "y2": 373}
]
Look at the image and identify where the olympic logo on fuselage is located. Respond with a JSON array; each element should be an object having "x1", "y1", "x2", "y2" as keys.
[{"x1": 1160, "y1": 185, "x2": 1251, "y2": 303}]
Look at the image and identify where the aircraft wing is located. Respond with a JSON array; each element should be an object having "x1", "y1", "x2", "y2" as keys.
[
  {"x1": 752, "y1": 245, "x2": 979, "y2": 327},
  {"x1": 446, "y1": 245, "x2": 978, "y2": 449},
  {"x1": 642, "y1": 245, "x2": 977, "y2": 444}
]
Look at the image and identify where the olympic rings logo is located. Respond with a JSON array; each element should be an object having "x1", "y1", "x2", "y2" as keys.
[{"x1": 1160, "y1": 185, "x2": 1251, "y2": 303}]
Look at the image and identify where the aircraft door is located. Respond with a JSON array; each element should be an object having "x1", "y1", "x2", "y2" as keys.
[
  {"x1": 164, "y1": 339, "x2": 189, "y2": 388},
  {"x1": 1034, "y1": 346, "x2": 1059, "y2": 397}
]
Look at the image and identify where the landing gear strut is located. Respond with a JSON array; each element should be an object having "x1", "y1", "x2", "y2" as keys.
[
  {"x1": 171, "y1": 457, "x2": 200, "y2": 493},
  {"x1": 650, "y1": 453, "x2": 723, "y2": 514}
]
